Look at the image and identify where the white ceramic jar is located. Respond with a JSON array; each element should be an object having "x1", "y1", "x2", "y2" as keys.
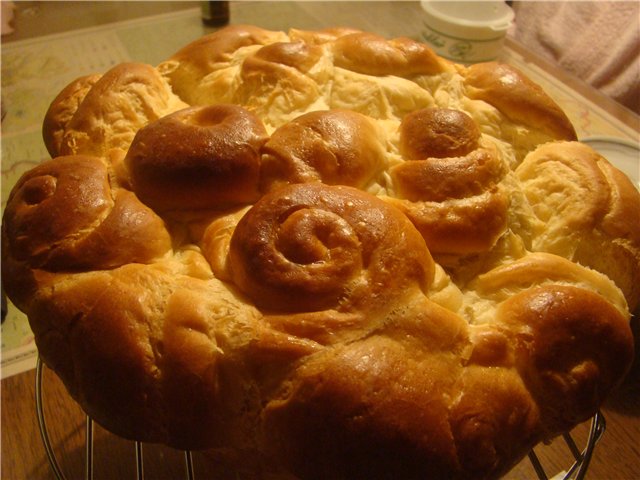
[{"x1": 420, "y1": 1, "x2": 514, "y2": 63}]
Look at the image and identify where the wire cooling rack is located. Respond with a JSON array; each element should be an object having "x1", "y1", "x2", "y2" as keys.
[{"x1": 35, "y1": 357, "x2": 606, "y2": 480}]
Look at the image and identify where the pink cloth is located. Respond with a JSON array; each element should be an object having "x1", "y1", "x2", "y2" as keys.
[{"x1": 510, "y1": 1, "x2": 639, "y2": 114}]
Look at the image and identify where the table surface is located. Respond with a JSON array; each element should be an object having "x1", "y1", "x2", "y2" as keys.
[{"x1": 2, "y1": 2, "x2": 639, "y2": 480}]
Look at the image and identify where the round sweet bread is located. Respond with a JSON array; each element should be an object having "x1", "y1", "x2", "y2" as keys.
[{"x1": 3, "y1": 25, "x2": 639, "y2": 479}]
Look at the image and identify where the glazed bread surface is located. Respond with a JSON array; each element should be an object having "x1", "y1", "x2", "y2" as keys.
[{"x1": 3, "y1": 25, "x2": 639, "y2": 480}]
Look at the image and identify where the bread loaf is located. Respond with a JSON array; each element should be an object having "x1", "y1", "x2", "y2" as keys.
[{"x1": 3, "y1": 25, "x2": 639, "y2": 479}]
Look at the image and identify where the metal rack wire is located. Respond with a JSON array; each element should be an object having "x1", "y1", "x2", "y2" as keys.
[{"x1": 35, "y1": 357, "x2": 605, "y2": 480}]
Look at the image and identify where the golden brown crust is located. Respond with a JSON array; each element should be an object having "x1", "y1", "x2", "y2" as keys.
[
  {"x1": 171, "y1": 24, "x2": 282, "y2": 66},
  {"x1": 2, "y1": 24, "x2": 638, "y2": 480},
  {"x1": 448, "y1": 366, "x2": 541, "y2": 477},
  {"x1": 263, "y1": 333, "x2": 465, "y2": 479},
  {"x1": 58, "y1": 63, "x2": 187, "y2": 157},
  {"x1": 161, "y1": 24, "x2": 288, "y2": 104},
  {"x1": 228, "y1": 183, "x2": 434, "y2": 314},
  {"x1": 497, "y1": 285, "x2": 633, "y2": 430},
  {"x1": 245, "y1": 40, "x2": 323, "y2": 75},
  {"x1": 42, "y1": 74, "x2": 101, "y2": 157},
  {"x1": 399, "y1": 108, "x2": 481, "y2": 160},
  {"x1": 200, "y1": 207, "x2": 250, "y2": 282},
  {"x1": 391, "y1": 149, "x2": 502, "y2": 202},
  {"x1": 288, "y1": 26, "x2": 363, "y2": 45},
  {"x1": 470, "y1": 252, "x2": 629, "y2": 314},
  {"x1": 3, "y1": 155, "x2": 171, "y2": 270},
  {"x1": 332, "y1": 32, "x2": 450, "y2": 77},
  {"x1": 388, "y1": 188, "x2": 510, "y2": 255},
  {"x1": 260, "y1": 109, "x2": 387, "y2": 192},
  {"x1": 235, "y1": 40, "x2": 325, "y2": 116},
  {"x1": 387, "y1": 108, "x2": 509, "y2": 255},
  {"x1": 125, "y1": 104, "x2": 268, "y2": 211},
  {"x1": 463, "y1": 62, "x2": 577, "y2": 142}
]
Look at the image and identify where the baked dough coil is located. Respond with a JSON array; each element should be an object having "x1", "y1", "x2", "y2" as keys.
[
  {"x1": 235, "y1": 40, "x2": 327, "y2": 121},
  {"x1": 2, "y1": 24, "x2": 639, "y2": 480},
  {"x1": 124, "y1": 104, "x2": 269, "y2": 211},
  {"x1": 461, "y1": 62, "x2": 578, "y2": 162},
  {"x1": 2, "y1": 155, "x2": 172, "y2": 308},
  {"x1": 227, "y1": 183, "x2": 434, "y2": 337},
  {"x1": 159, "y1": 25, "x2": 290, "y2": 105},
  {"x1": 330, "y1": 31, "x2": 450, "y2": 77},
  {"x1": 45, "y1": 63, "x2": 188, "y2": 159},
  {"x1": 42, "y1": 74, "x2": 101, "y2": 157},
  {"x1": 260, "y1": 109, "x2": 388, "y2": 192},
  {"x1": 516, "y1": 141, "x2": 640, "y2": 311},
  {"x1": 386, "y1": 107, "x2": 509, "y2": 255},
  {"x1": 2, "y1": 155, "x2": 171, "y2": 271}
]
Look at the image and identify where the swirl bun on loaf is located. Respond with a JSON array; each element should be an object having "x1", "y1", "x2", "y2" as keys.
[
  {"x1": 2, "y1": 155, "x2": 171, "y2": 310},
  {"x1": 3, "y1": 24, "x2": 639, "y2": 480},
  {"x1": 237, "y1": 40, "x2": 327, "y2": 119},
  {"x1": 516, "y1": 141, "x2": 640, "y2": 310},
  {"x1": 387, "y1": 107, "x2": 509, "y2": 255},
  {"x1": 124, "y1": 104, "x2": 268, "y2": 211},
  {"x1": 47, "y1": 63, "x2": 187, "y2": 158},
  {"x1": 228, "y1": 183, "x2": 432, "y2": 316},
  {"x1": 260, "y1": 109, "x2": 387, "y2": 192},
  {"x1": 3, "y1": 155, "x2": 171, "y2": 270},
  {"x1": 42, "y1": 74, "x2": 101, "y2": 157},
  {"x1": 159, "y1": 25, "x2": 289, "y2": 105}
]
